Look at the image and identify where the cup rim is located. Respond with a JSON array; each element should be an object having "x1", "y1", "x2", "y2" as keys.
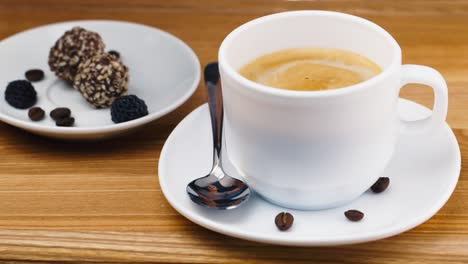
[{"x1": 218, "y1": 10, "x2": 401, "y2": 98}]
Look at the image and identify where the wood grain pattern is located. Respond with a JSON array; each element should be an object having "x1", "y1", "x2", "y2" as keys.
[{"x1": 0, "y1": 0, "x2": 467, "y2": 263}]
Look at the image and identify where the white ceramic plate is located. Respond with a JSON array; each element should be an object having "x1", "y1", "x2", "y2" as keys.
[
  {"x1": 0, "y1": 20, "x2": 200, "y2": 139},
  {"x1": 159, "y1": 99, "x2": 461, "y2": 246}
]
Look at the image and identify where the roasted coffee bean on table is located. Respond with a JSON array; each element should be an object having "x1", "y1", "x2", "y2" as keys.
[
  {"x1": 56, "y1": 116, "x2": 75, "y2": 127},
  {"x1": 25, "y1": 69, "x2": 45, "y2": 82},
  {"x1": 344, "y1": 210, "x2": 365, "y2": 222},
  {"x1": 275, "y1": 212, "x2": 294, "y2": 231},
  {"x1": 370, "y1": 177, "x2": 390, "y2": 193},
  {"x1": 28, "y1": 107, "x2": 45, "y2": 121},
  {"x1": 50, "y1": 107, "x2": 71, "y2": 121}
]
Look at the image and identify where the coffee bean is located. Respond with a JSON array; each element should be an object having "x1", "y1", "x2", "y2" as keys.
[
  {"x1": 50, "y1": 107, "x2": 71, "y2": 120},
  {"x1": 370, "y1": 177, "x2": 390, "y2": 193},
  {"x1": 56, "y1": 117, "x2": 75, "y2": 127},
  {"x1": 344, "y1": 210, "x2": 364, "y2": 222},
  {"x1": 108, "y1": 50, "x2": 120, "y2": 59},
  {"x1": 275, "y1": 212, "x2": 294, "y2": 231},
  {"x1": 28, "y1": 107, "x2": 45, "y2": 121},
  {"x1": 25, "y1": 69, "x2": 44, "y2": 82}
]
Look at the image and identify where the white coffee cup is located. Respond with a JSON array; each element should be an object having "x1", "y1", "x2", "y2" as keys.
[{"x1": 218, "y1": 11, "x2": 448, "y2": 210}]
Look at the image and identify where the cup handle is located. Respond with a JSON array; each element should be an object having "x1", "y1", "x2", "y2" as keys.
[{"x1": 399, "y1": 64, "x2": 448, "y2": 133}]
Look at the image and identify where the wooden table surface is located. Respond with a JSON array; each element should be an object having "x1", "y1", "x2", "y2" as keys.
[{"x1": 0, "y1": 0, "x2": 467, "y2": 263}]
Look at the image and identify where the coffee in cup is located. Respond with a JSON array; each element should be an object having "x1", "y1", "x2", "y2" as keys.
[{"x1": 238, "y1": 47, "x2": 382, "y2": 91}]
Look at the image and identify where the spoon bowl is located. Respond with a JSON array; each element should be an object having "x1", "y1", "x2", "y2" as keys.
[{"x1": 187, "y1": 173, "x2": 250, "y2": 210}]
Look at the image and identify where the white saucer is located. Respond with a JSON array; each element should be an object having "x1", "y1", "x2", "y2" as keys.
[
  {"x1": 159, "y1": 99, "x2": 461, "y2": 246},
  {"x1": 0, "y1": 20, "x2": 200, "y2": 139}
]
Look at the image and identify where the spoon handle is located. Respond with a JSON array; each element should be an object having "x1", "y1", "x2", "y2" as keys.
[{"x1": 205, "y1": 64, "x2": 224, "y2": 164}]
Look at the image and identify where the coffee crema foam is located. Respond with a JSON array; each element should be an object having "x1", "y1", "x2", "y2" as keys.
[{"x1": 238, "y1": 48, "x2": 382, "y2": 91}]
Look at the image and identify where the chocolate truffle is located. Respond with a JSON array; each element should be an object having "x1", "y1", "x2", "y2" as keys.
[
  {"x1": 48, "y1": 27, "x2": 105, "y2": 82},
  {"x1": 5, "y1": 80, "x2": 37, "y2": 109},
  {"x1": 74, "y1": 53, "x2": 129, "y2": 108},
  {"x1": 111, "y1": 95, "x2": 148, "y2": 123}
]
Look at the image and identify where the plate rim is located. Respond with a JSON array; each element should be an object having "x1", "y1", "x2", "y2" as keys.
[
  {"x1": 0, "y1": 20, "x2": 201, "y2": 135},
  {"x1": 158, "y1": 99, "x2": 461, "y2": 246}
]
